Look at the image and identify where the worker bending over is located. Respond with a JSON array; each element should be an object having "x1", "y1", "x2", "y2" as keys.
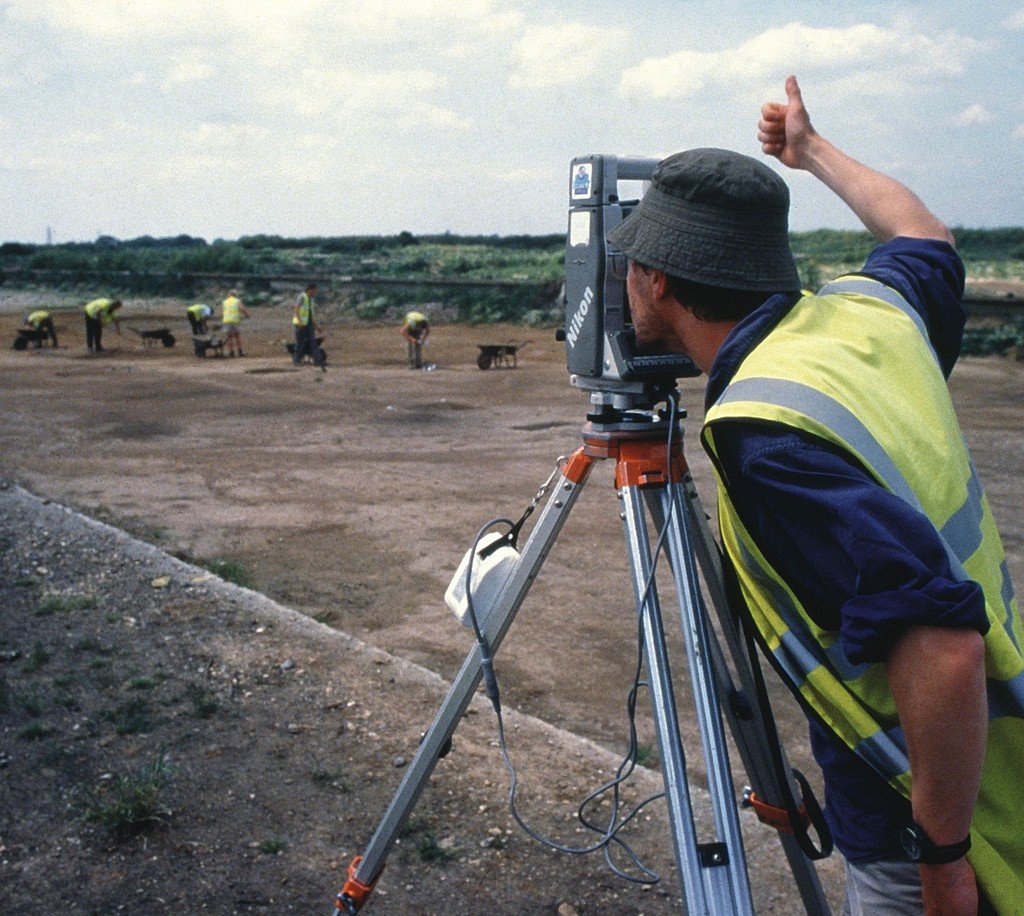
[
  {"x1": 83, "y1": 298, "x2": 122, "y2": 353},
  {"x1": 23, "y1": 309, "x2": 58, "y2": 348},
  {"x1": 400, "y1": 310, "x2": 430, "y2": 369},
  {"x1": 186, "y1": 303, "x2": 213, "y2": 335}
]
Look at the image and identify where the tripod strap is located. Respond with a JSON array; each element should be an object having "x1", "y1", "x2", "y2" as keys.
[{"x1": 724, "y1": 552, "x2": 834, "y2": 861}]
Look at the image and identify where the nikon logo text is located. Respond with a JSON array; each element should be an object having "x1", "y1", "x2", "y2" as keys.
[{"x1": 566, "y1": 287, "x2": 593, "y2": 348}]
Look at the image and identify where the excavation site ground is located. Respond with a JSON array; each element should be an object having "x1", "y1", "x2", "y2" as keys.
[{"x1": 1, "y1": 291, "x2": 1021, "y2": 914}]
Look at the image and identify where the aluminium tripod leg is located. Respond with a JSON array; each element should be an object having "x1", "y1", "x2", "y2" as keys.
[
  {"x1": 654, "y1": 472, "x2": 832, "y2": 915},
  {"x1": 336, "y1": 450, "x2": 595, "y2": 913},
  {"x1": 620, "y1": 480, "x2": 755, "y2": 916}
]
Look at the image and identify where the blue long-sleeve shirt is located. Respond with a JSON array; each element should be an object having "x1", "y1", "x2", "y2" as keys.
[{"x1": 703, "y1": 237, "x2": 990, "y2": 862}]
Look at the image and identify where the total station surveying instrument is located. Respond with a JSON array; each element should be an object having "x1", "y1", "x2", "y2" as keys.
[{"x1": 332, "y1": 155, "x2": 834, "y2": 914}]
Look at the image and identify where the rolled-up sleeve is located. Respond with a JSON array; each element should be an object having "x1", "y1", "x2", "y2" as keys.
[{"x1": 712, "y1": 423, "x2": 989, "y2": 665}]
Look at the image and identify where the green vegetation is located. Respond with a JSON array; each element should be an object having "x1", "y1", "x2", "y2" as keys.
[
  {"x1": 202, "y1": 557, "x2": 251, "y2": 587},
  {"x1": 104, "y1": 697, "x2": 154, "y2": 735},
  {"x1": 33, "y1": 593, "x2": 97, "y2": 616},
  {"x1": 961, "y1": 320, "x2": 1024, "y2": 358},
  {"x1": 24, "y1": 642, "x2": 51, "y2": 673},
  {"x1": 19, "y1": 721, "x2": 53, "y2": 740},
  {"x1": 70, "y1": 757, "x2": 173, "y2": 839},
  {"x1": 259, "y1": 838, "x2": 286, "y2": 855},
  {"x1": 184, "y1": 683, "x2": 219, "y2": 719},
  {"x1": 2, "y1": 228, "x2": 1021, "y2": 325}
]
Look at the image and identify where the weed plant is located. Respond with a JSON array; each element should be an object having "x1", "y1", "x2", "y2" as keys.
[
  {"x1": 202, "y1": 557, "x2": 251, "y2": 587},
  {"x1": 32, "y1": 594, "x2": 96, "y2": 616},
  {"x1": 70, "y1": 757, "x2": 173, "y2": 839}
]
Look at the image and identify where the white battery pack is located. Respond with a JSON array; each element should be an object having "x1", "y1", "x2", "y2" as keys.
[{"x1": 445, "y1": 532, "x2": 520, "y2": 628}]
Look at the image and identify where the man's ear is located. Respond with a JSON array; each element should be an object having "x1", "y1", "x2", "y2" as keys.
[{"x1": 648, "y1": 268, "x2": 671, "y2": 302}]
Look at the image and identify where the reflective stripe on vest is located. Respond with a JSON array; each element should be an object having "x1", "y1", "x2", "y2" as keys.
[
  {"x1": 293, "y1": 292, "x2": 313, "y2": 327},
  {"x1": 702, "y1": 281, "x2": 1024, "y2": 909}
]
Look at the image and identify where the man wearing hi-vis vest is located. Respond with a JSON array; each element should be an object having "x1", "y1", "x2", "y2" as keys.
[
  {"x1": 220, "y1": 290, "x2": 249, "y2": 357},
  {"x1": 292, "y1": 281, "x2": 326, "y2": 371},
  {"x1": 608, "y1": 75, "x2": 1022, "y2": 914},
  {"x1": 83, "y1": 297, "x2": 122, "y2": 353}
]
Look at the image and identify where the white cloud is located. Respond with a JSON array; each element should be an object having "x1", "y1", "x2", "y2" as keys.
[
  {"x1": 509, "y1": 20, "x2": 628, "y2": 89},
  {"x1": 268, "y1": 67, "x2": 469, "y2": 131},
  {"x1": 162, "y1": 61, "x2": 216, "y2": 89},
  {"x1": 618, "y1": 21, "x2": 976, "y2": 100},
  {"x1": 1002, "y1": 9, "x2": 1024, "y2": 29},
  {"x1": 955, "y1": 104, "x2": 994, "y2": 125}
]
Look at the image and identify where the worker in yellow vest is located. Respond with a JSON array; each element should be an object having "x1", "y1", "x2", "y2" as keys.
[
  {"x1": 400, "y1": 310, "x2": 430, "y2": 369},
  {"x1": 83, "y1": 297, "x2": 122, "y2": 353},
  {"x1": 292, "y1": 282, "x2": 326, "y2": 371},
  {"x1": 607, "y1": 75, "x2": 1023, "y2": 912},
  {"x1": 186, "y1": 303, "x2": 213, "y2": 335},
  {"x1": 220, "y1": 290, "x2": 249, "y2": 357},
  {"x1": 23, "y1": 309, "x2": 58, "y2": 348}
]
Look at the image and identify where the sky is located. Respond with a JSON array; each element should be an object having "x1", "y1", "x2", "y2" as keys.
[{"x1": 1, "y1": 0, "x2": 1023, "y2": 243}]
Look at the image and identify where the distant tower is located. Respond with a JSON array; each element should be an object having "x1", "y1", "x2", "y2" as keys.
[{"x1": 46, "y1": 226, "x2": 53, "y2": 246}]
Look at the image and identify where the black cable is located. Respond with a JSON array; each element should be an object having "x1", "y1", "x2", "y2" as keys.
[{"x1": 461, "y1": 396, "x2": 685, "y2": 885}]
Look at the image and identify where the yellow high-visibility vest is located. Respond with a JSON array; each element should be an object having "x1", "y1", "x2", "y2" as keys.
[
  {"x1": 221, "y1": 296, "x2": 242, "y2": 324},
  {"x1": 293, "y1": 292, "x2": 314, "y2": 327},
  {"x1": 84, "y1": 299, "x2": 117, "y2": 322},
  {"x1": 702, "y1": 277, "x2": 1024, "y2": 911},
  {"x1": 27, "y1": 310, "x2": 50, "y2": 326}
]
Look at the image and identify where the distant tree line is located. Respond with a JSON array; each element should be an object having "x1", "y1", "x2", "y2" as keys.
[{"x1": 1, "y1": 228, "x2": 1021, "y2": 324}]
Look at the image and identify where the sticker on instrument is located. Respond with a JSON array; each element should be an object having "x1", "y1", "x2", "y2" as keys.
[
  {"x1": 571, "y1": 163, "x2": 592, "y2": 199},
  {"x1": 569, "y1": 211, "x2": 591, "y2": 247}
]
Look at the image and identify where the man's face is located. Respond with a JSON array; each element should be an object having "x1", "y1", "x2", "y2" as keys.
[{"x1": 626, "y1": 261, "x2": 683, "y2": 355}]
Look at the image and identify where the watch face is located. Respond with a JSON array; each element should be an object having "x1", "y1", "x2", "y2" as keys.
[{"x1": 900, "y1": 825, "x2": 922, "y2": 861}]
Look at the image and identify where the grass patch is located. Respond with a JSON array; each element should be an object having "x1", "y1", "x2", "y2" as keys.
[
  {"x1": 23, "y1": 642, "x2": 51, "y2": 673},
  {"x1": 33, "y1": 594, "x2": 97, "y2": 616},
  {"x1": 127, "y1": 677, "x2": 156, "y2": 691},
  {"x1": 185, "y1": 683, "x2": 219, "y2": 719},
  {"x1": 13, "y1": 575, "x2": 36, "y2": 587},
  {"x1": 74, "y1": 637, "x2": 116, "y2": 656},
  {"x1": 635, "y1": 743, "x2": 658, "y2": 768},
  {"x1": 14, "y1": 690, "x2": 44, "y2": 716},
  {"x1": 259, "y1": 838, "x2": 286, "y2": 855},
  {"x1": 310, "y1": 767, "x2": 349, "y2": 793},
  {"x1": 19, "y1": 721, "x2": 53, "y2": 740},
  {"x1": 70, "y1": 758, "x2": 173, "y2": 840},
  {"x1": 104, "y1": 697, "x2": 154, "y2": 735},
  {"x1": 201, "y1": 557, "x2": 251, "y2": 587},
  {"x1": 416, "y1": 832, "x2": 456, "y2": 864}
]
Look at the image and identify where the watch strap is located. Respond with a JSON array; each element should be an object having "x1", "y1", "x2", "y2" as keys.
[{"x1": 903, "y1": 822, "x2": 972, "y2": 865}]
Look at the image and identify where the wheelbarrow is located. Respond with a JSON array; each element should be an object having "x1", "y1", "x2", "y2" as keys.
[
  {"x1": 192, "y1": 333, "x2": 225, "y2": 358},
  {"x1": 12, "y1": 328, "x2": 45, "y2": 351},
  {"x1": 129, "y1": 325, "x2": 176, "y2": 348},
  {"x1": 477, "y1": 341, "x2": 527, "y2": 370},
  {"x1": 285, "y1": 337, "x2": 328, "y2": 365}
]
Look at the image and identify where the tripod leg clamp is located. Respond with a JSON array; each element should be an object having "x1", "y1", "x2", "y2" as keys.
[
  {"x1": 743, "y1": 788, "x2": 809, "y2": 836},
  {"x1": 335, "y1": 856, "x2": 382, "y2": 914}
]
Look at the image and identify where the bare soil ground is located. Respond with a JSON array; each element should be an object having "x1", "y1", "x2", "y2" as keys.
[{"x1": 1, "y1": 290, "x2": 1021, "y2": 914}]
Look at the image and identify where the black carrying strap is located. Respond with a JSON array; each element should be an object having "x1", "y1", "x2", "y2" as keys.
[{"x1": 722, "y1": 549, "x2": 834, "y2": 861}]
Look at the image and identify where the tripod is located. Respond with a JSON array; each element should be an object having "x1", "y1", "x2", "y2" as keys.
[{"x1": 334, "y1": 404, "x2": 832, "y2": 914}]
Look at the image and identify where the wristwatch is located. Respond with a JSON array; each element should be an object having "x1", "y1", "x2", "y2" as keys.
[{"x1": 900, "y1": 821, "x2": 972, "y2": 864}]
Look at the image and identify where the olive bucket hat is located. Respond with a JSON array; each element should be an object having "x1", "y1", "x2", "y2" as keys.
[{"x1": 606, "y1": 148, "x2": 800, "y2": 292}]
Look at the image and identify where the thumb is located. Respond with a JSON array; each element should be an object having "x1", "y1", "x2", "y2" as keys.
[{"x1": 785, "y1": 74, "x2": 804, "y2": 108}]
